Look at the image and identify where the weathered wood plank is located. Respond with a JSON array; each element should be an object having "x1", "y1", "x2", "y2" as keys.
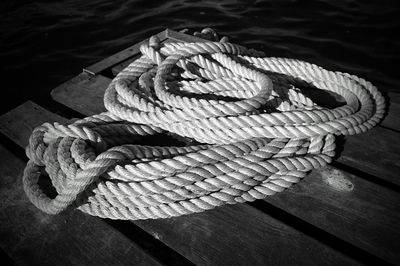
[
  {"x1": 134, "y1": 203, "x2": 356, "y2": 266},
  {"x1": 0, "y1": 101, "x2": 68, "y2": 147},
  {"x1": 265, "y1": 165, "x2": 400, "y2": 263},
  {"x1": 381, "y1": 93, "x2": 400, "y2": 131},
  {"x1": 338, "y1": 127, "x2": 400, "y2": 187},
  {"x1": 0, "y1": 102, "x2": 359, "y2": 265},
  {"x1": 51, "y1": 72, "x2": 109, "y2": 116},
  {"x1": 50, "y1": 71, "x2": 400, "y2": 263},
  {"x1": 83, "y1": 30, "x2": 168, "y2": 75},
  {"x1": 165, "y1": 29, "x2": 207, "y2": 43},
  {"x1": 0, "y1": 138, "x2": 161, "y2": 264}
]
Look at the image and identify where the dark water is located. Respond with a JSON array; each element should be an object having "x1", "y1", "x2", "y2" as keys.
[{"x1": 1, "y1": 0, "x2": 399, "y2": 114}]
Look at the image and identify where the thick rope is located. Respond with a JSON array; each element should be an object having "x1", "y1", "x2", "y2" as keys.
[{"x1": 23, "y1": 30, "x2": 385, "y2": 220}]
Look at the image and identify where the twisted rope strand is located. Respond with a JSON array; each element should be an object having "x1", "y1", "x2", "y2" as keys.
[{"x1": 23, "y1": 32, "x2": 385, "y2": 220}]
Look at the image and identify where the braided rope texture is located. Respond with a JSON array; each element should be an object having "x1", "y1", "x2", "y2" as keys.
[{"x1": 23, "y1": 31, "x2": 385, "y2": 220}]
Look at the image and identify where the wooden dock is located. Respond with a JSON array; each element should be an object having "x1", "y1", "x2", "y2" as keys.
[{"x1": 0, "y1": 29, "x2": 399, "y2": 265}]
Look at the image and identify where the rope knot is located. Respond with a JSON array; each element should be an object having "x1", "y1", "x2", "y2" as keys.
[
  {"x1": 149, "y1": 35, "x2": 161, "y2": 50},
  {"x1": 25, "y1": 127, "x2": 47, "y2": 166},
  {"x1": 140, "y1": 41, "x2": 164, "y2": 66}
]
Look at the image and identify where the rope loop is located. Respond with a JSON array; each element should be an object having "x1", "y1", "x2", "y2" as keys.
[{"x1": 23, "y1": 29, "x2": 385, "y2": 220}]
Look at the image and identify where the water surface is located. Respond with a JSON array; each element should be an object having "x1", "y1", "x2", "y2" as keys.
[{"x1": 1, "y1": 0, "x2": 399, "y2": 113}]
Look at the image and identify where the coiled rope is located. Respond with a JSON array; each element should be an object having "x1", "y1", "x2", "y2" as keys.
[{"x1": 23, "y1": 29, "x2": 385, "y2": 220}]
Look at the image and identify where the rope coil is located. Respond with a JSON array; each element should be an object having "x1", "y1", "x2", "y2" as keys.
[{"x1": 23, "y1": 30, "x2": 385, "y2": 220}]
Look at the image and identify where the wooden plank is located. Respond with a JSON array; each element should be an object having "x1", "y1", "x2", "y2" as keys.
[
  {"x1": 50, "y1": 70, "x2": 400, "y2": 263},
  {"x1": 381, "y1": 93, "x2": 400, "y2": 131},
  {"x1": 84, "y1": 30, "x2": 168, "y2": 75},
  {"x1": 338, "y1": 127, "x2": 400, "y2": 187},
  {"x1": 134, "y1": 204, "x2": 357, "y2": 266},
  {"x1": 0, "y1": 110, "x2": 162, "y2": 265},
  {"x1": 0, "y1": 102, "x2": 359, "y2": 265},
  {"x1": 165, "y1": 29, "x2": 207, "y2": 43},
  {"x1": 0, "y1": 101, "x2": 68, "y2": 147},
  {"x1": 51, "y1": 72, "x2": 109, "y2": 116},
  {"x1": 265, "y1": 165, "x2": 400, "y2": 263}
]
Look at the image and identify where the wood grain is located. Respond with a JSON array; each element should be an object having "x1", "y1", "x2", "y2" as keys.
[
  {"x1": 265, "y1": 165, "x2": 400, "y2": 262},
  {"x1": 338, "y1": 127, "x2": 400, "y2": 187},
  {"x1": 0, "y1": 101, "x2": 68, "y2": 147},
  {"x1": 381, "y1": 92, "x2": 400, "y2": 131},
  {"x1": 51, "y1": 72, "x2": 109, "y2": 116}
]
